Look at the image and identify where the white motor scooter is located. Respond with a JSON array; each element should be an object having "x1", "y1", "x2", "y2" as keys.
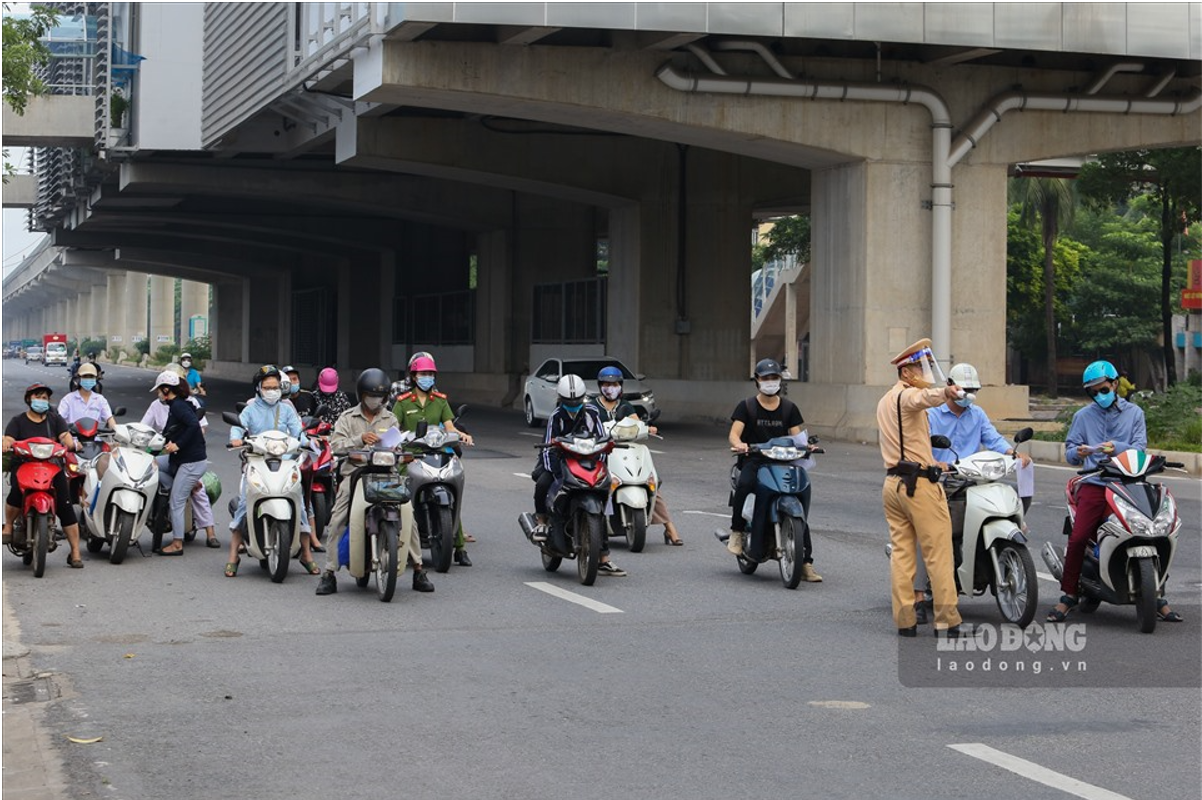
[
  {"x1": 886, "y1": 429, "x2": 1039, "y2": 627},
  {"x1": 80, "y1": 422, "x2": 164, "y2": 564},
  {"x1": 603, "y1": 414, "x2": 659, "y2": 552},
  {"x1": 223, "y1": 413, "x2": 304, "y2": 583}
]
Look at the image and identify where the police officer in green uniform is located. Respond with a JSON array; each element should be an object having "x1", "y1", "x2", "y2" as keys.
[{"x1": 392, "y1": 354, "x2": 475, "y2": 566}]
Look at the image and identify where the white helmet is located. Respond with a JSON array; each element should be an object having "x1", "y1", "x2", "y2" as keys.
[
  {"x1": 556, "y1": 374, "x2": 587, "y2": 404},
  {"x1": 948, "y1": 363, "x2": 982, "y2": 391}
]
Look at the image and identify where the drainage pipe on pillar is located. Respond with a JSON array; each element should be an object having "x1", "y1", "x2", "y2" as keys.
[{"x1": 658, "y1": 57, "x2": 1202, "y2": 367}]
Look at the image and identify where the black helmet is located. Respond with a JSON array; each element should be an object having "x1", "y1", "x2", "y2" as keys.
[
  {"x1": 252, "y1": 364, "x2": 281, "y2": 391},
  {"x1": 754, "y1": 358, "x2": 783, "y2": 379},
  {"x1": 356, "y1": 368, "x2": 390, "y2": 402},
  {"x1": 281, "y1": 364, "x2": 299, "y2": 377},
  {"x1": 23, "y1": 382, "x2": 54, "y2": 404}
]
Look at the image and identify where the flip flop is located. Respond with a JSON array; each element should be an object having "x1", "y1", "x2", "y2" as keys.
[
  {"x1": 158, "y1": 546, "x2": 184, "y2": 557},
  {"x1": 224, "y1": 559, "x2": 240, "y2": 577},
  {"x1": 67, "y1": 556, "x2": 84, "y2": 569},
  {"x1": 1157, "y1": 599, "x2": 1183, "y2": 622},
  {"x1": 300, "y1": 560, "x2": 321, "y2": 575},
  {"x1": 464, "y1": 534, "x2": 476, "y2": 543},
  {"x1": 206, "y1": 537, "x2": 221, "y2": 548}
]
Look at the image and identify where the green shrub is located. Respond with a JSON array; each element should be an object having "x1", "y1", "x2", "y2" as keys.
[{"x1": 152, "y1": 343, "x2": 181, "y2": 365}]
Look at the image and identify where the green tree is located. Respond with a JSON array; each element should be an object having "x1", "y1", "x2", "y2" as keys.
[
  {"x1": 1010, "y1": 177, "x2": 1078, "y2": 397},
  {"x1": 1077, "y1": 148, "x2": 1202, "y2": 386},
  {"x1": 759, "y1": 215, "x2": 811, "y2": 265},
  {"x1": 1006, "y1": 207, "x2": 1085, "y2": 367},
  {"x1": 1, "y1": 4, "x2": 57, "y2": 115}
]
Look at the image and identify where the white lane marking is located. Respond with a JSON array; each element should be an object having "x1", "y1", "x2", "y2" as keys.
[
  {"x1": 513, "y1": 472, "x2": 532, "y2": 478},
  {"x1": 948, "y1": 743, "x2": 1133, "y2": 800},
  {"x1": 648, "y1": 449, "x2": 665, "y2": 454},
  {"x1": 525, "y1": 582, "x2": 623, "y2": 614},
  {"x1": 1037, "y1": 571, "x2": 1059, "y2": 583},
  {"x1": 683, "y1": 510, "x2": 728, "y2": 518}
]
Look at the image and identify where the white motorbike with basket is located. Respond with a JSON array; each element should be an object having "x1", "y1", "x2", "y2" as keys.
[
  {"x1": 335, "y1": 440, "x2": 415, "y2": 602},
  {"x1": 602, "y1": 413, "x2": 660, "y2": 552}
]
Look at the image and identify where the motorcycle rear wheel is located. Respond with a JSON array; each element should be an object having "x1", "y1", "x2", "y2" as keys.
[
  {"x1": 1133, "y1": 557, "x2": 1158, "y2": 634},
  {"x1": 428, "y1": 505, "x2": 455, "y2": 573},
  {"x1": 779, "y1": 516, "x2": 803, "y2": 589},
  {"x1": 575, "y1": 511, "x2": 601, "y2": 586},
  {"x1": 267, "y1": 519, "x2": 292, "y2": 584},
  {"x1": 31, "y1": 514, "x2": 49, "y2": 578},
  {"x1": 375, "y1": 519, "x2": 399, "y2": 602},
  {"x1": 109, "y1": 510, "x2": 136, "y2": 565},
  {"x1": 993, "y1": 542, "x2": 1037, "y2": 627}
]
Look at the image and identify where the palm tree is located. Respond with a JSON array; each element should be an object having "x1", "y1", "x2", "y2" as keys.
[{"x1": 1011, "y1": 177, "x2": 1077, "y2": 398}]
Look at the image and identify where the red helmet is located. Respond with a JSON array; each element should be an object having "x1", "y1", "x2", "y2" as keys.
[{"x1": 23, "y1": 382, "x2": 53, "y2": 404}]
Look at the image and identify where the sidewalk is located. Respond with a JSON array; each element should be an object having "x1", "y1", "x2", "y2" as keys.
[{"x1": 2, "y1": 585, "x2": 71, "y2": 800}]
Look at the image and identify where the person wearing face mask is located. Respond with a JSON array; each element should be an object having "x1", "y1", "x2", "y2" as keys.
[
  {"x1": 531, "y1": 374, "x2": 625, "y2": 576},
  {"x1": 590, "y1": 366, "x2": 683, "y2": 546},
  {"x1": 225, "y1": 365, "x2": 318, "y2": 577},
  {"x1": 391, "y1": 354, "x2": 475, "y2": 566},
  {"x1": 725, "y1": 359, "x2": 821, "y2": 578},
  {"x1": 58, "y1": 362, "x2": 117, "y2": 430},
  {"x1": 1045, "y1": 361, "x2": 1180, "y2": 623},
  {"x1": 877, "y1": 339, "x2": 965, "y2": 637},
  {"x1": 149, "y1": 371, "x2": 208, "y2": 556},
  {"x1": 179, "y1": 353, "x2": 206, "y2": 403},
  {"x1": 313, "y1": 367, "x2": 354, "y2": 427},
  {"x1": 281, "y1": 366, "x2": 317, "y2": 417},
  {"x1": 2, "y1": 383, "x2": 85, "y2": 566},
  {"x1": 317, "y1": 368, "x2": 434, "y2": 594}
]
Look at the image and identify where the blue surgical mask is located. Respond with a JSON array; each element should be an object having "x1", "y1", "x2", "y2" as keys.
[
  {"x1": 80, "y1": 378, "x2": 97, "y2": 391},
  {"x1": 416, "y1": 376, "x2": 435, "y2": 392},
  {"x1": 1092, "y1": 390, "x2": 1116, "y2": 409},
  {"x1": 30, "y1": 399, "x2": 50, "y2": 414},
  {"x1": 562, "y1": 402, "x2": 583, "y2": 414},
  {"x1": 289, "y1": 382, "x2": 300, "y2": 395},
  {"x1": 954, "y1": 393, "x2": 976, "y2": 408}
]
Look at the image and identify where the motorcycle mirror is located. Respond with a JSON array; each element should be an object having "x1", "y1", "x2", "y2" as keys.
[
  {"x1": 1013, "y1": 427, "x2": 1034, "y2": 444},
  {"x1": 313, "y1": 404, "x2": 329, "y2": 418},
  {"x1": 235, "y1": 401, "x2": 247, "y2": 413},
  {"x1": 455, "y1": 404, "x2": 468, "y2": 419},
  {"x1": 930, "y1": 435, "x2": 952, "y2": 450},
  {"x1": 112, "y1": 407, "x2": 126, "y2": 417},
  {"x1": 221, "y1": 411, "x2": 242, "y2": 427}
]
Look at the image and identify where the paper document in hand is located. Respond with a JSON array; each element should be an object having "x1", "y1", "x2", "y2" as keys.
[{"x1": 377, "y1": 426, "x2": 404, "y2": 450}]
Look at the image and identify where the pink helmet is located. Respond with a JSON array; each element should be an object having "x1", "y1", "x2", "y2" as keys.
[
  {"x1": 409, "y1": 355, "x2": 437, "y2": 374},
  {"x1": 317, "y1": 368, "x2": 339, "y2": 393}
]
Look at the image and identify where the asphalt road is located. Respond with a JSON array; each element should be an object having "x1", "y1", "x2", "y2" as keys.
[{"x1": 3, "y1": 359, "x2": 1200, "y2": 800}]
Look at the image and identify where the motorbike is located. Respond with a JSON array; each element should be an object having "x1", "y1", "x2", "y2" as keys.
[
  {"x1": 886, "y1": 429, "x2": 1039, "y2": 627},
  {"x1": 337, "y1": 440, "x2": 416, "y2": 602},
  {"x1": 602, "y1": 412, "x2": 660, "y2": 553},
  {"x1": 405, "y1": 418, "x2": 465, "y2": 574},
  {"x1": 518, "y1": 432, "x2": 614, "y2": 586},
  {"x1": 715, "y1": 435, "x2": 823, "y2": 589},
  {"x1": 1042, "y1": 447, "x2": 1184, "y2": 633},
  {"x1": 5, "y1": 437, "x2": 69, "y2": 577},
  {"x1": 300, "y1": 414, "x2": 335, "y2": 540},
  {"x1": 79, "y1": 422, "x2": 164, "y2": 564},
  {"x1": 222, "y1": 411, "x2": 305, "y2": 582},
  {"x1": 65, "y1": 414, "x2": 112, "y2": 507}
]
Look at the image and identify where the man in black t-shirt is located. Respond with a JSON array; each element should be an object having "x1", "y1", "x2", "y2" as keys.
[
  {"x1": 2, "y1": 383, "x2": 85, "y2": 566},
  {"x1": 724, "y1": 360, "x2": 821, "y2": 579}
]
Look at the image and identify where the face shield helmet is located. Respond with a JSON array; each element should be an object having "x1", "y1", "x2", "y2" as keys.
[{"x1": 895, "y1": 345, "x2": 947, "y2": 389}]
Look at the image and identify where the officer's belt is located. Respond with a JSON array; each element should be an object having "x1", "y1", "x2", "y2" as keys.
[{"x1": 886, "y1": 461, "x2": 941, "y2": 497}]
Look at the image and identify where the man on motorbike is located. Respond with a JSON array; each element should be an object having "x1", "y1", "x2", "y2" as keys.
[
  {"x1": 1046, "y1": 360, "x2": 1181, "y2": 623},
  {"x1": 392, "y1": 353, "x2": 475, "y2": 566},
  {"x1": 533, "y1": 374, "x2": 625, "y2": 576},
  {"x1": 316, "y1": 368, "x2": 435, "y2": 595},
  {"x1": 282, "y1": 365, "x2": 317, "y2": 417},
  {"x1": 225, "y1": 365, "x2": 319, "y2": 577},
  {"x1": 58, "y1": 363, "x2": 116, "y2": 429},
  {"x1": 590, "y1": 366, "x2": 683, "y2": 546},
  {"x1": 725, "y1": 359, "x2": 820, "y2": 580},
  {"x1": 2, "y1": 383, "x2": 85, "y2": 567},
  {"x1": 180, "y1": 353, "x2": 206, "y2": 402}
]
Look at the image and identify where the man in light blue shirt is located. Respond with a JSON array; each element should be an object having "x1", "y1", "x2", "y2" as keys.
[{"x1": 926, "y1": 363, "x2": 1030, "y2": 467}]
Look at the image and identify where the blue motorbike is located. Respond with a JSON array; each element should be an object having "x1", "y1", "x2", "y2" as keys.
[{"x1": 716, "y1": 436, "x2": 822, "y2": 589}]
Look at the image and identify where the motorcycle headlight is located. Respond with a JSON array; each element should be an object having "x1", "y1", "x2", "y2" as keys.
[
  {"x1": 264, "y1": 439, "x2": 288, "y2": 457},
  {"x1": 371, "y1": 451, "x2": 396, "y2": 467},
  {"x1": 424, "y1": 429, "x2": 447, "y2": 448},
  {"x1": 1113, "y1": 495, "x2": 1154, "y2": 537},
  {"x1": 130, "y1": 430, "x2": 153, "y2": 449},
  {"x1": 763, "y1": 446, "x2": 800, "y2": 461},
  {"x1": 1153, "y1": 494, "x2": 1177, "y2": 536},
  {"x1": 28, "y1": 442, "x2": 56, "y2": 460}
]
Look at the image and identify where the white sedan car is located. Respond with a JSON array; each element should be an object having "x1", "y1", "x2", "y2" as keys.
[{"x1": 524, "y1": 357, "x2": 657, "y2": 428}]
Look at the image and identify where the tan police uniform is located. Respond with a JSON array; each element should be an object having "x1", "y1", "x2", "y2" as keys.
[{"x1": 876, "y1": 339, "x2": 962, "y2": 631}]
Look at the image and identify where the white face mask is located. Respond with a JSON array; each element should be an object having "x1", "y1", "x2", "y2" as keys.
[
  {"x1": 600, "y1": 385, "x2": 622, "y2": 400},
  {"x1": 363, "y1": 396, "x2": 384, "y2": 412},
  {"x1": 260, "y1": 389, "x2": 282, "y2": 405},
  {"x1": 758, "y1": 379, "x2": 781, "y2": 396}
]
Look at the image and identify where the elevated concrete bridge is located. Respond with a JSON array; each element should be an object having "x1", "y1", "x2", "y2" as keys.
[{"x1": 4, "y1": 2, "x2": 1199, "y2": 437}]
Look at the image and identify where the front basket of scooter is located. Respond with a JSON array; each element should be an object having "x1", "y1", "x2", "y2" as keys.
[{"x1": 362, "y1": 474, "x2": 410, "y2": 504}]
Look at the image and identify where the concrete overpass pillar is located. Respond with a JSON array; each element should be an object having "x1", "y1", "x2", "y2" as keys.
[
  {"x1": 88, "y1": 284, "x2": 107, "y2": 344},
  {"x1": 474, "y1": 229, "x2": 512, "y2": 376},
  {"x1": 124, "y1": 271, "x2": 148, "y2": 358},
  {"x1": 148, "y1": 275, "x2": 174, "y2": 353},
  {"x1": 212, "y1": 279, "x2": 246, "y2": 365},
  {"x1": 179, "y1": 279, "x2": 208, "y2": 343},
  {"x1": 246, "y1": 271, "x2": 290, "y2": 366},
  {"x1": 338, "y1": 255, "x2": 390, "y2": 372},
  {"x1": 74, "y1": 290, "x2": 91, "y2": 346},
  {"x1": 105, "y1": 272, "x2": 128, "y2": 359}
]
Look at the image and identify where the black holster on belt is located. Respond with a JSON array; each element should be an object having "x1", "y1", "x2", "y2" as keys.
[{"x1": 887, "y1": 461, "x2": 940, "y2": 498}]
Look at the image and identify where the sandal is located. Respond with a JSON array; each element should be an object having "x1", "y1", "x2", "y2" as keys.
[
  {"x1": 1157, "y1": 599, "x2": 1184, "y2": 623},
  {"x1": 224, "y1": 558, "x2": 240, "y2": 578},
  {"x1": 1045, "y1": 594, "x2": 1078, "y2": 622},
  {"x1": 67, "y1": 555, "x2": 84, "y2": 569},
  {"x1": 206, "y1": 536, "x2": 221, "y2": 548},
  {"x1": 300, "y1": 559, "x2": 321, "y2": 575}
]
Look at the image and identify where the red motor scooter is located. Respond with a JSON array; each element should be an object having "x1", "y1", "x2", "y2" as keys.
[
  {"x1": 300, "y1": 416, "x2": 335, "y2": 540},
  {"x1": 6, "y1": 437, "x2": 69, "y2": 577}
]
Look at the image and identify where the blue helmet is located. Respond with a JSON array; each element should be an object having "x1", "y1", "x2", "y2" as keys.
[
  {"x1": 1082, "y1": 360, "x2": 1118, "y2": 388},
  {"x1": 597, "y1": 366, "x2": 624, "y2": 385}
]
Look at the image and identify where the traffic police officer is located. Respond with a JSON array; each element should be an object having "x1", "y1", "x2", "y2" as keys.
[{"x1": 876, "y1": 339, "x2": 964, "y2": 636}]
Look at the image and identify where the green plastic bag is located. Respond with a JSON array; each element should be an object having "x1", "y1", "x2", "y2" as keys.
[{"x1": 200, "y1": 470, "x2": 222, "y2": 503}]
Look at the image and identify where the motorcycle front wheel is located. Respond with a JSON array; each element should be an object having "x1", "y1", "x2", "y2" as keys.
[
  {"x1": 778, "y1": 516, "x2": 803, "y2": 589},
  {"x1": 1133, "y1": 558, "x2": 1158, "y2": 634},
  {"x1": 428, "y1": 505, "x2": 455, "y2": 573},
  {"x1": 375, "y1": 519, "x2": 399, "y2": 602},
  {"x1": 993, "y1": 542, "x2": 1037, "y2": 627},
  {"x1": 575, "y1": 511, "x2": 601, "y2": 586},
  {"x1": 312, "y1": 492, "x2": 329, "y2": 541},
  {"x1": 541, "y1": 550, "x2": 562, "y2": 572},
  {"x1": 626, "y1": 506, "x2": 647, "y2": 553},
  {"x1": 31, "y1": 513, "x2": 49, "y2": 578},
  {"x1": 267, "y1": 519, "x2": 292, "y2": 584},
  {"x1": 109, "y1": 509, "x2": 136, "y2": 565}
]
